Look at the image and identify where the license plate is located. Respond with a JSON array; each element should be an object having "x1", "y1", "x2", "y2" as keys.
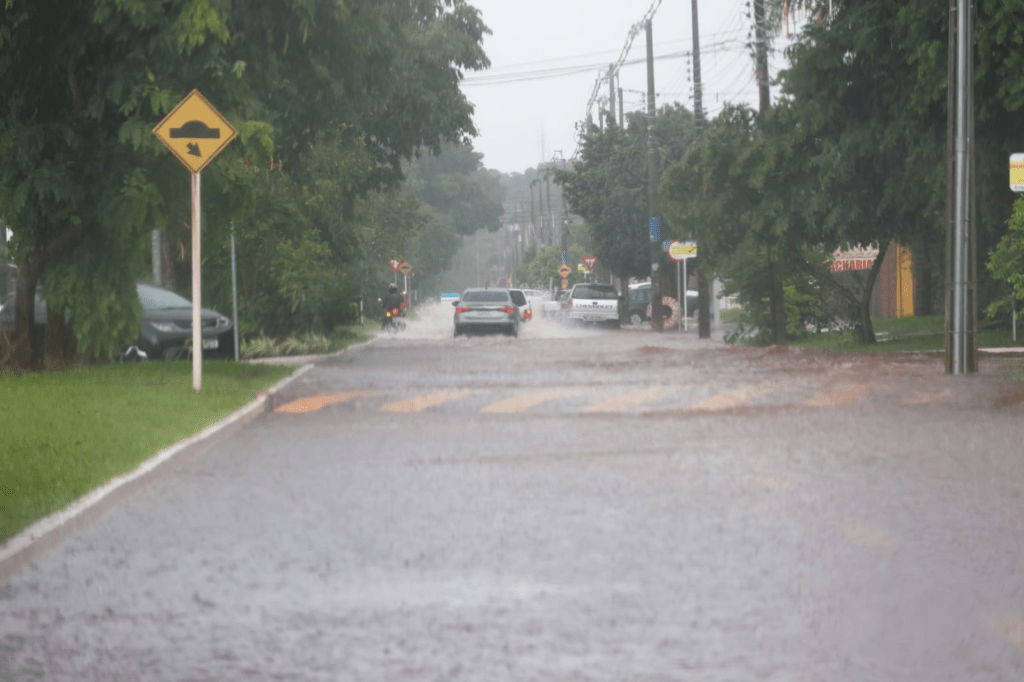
[{"x1": 202, "y1": 338, "x2": 218, "y2": 350}]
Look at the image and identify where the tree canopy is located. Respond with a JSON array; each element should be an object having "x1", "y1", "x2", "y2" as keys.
[{"x1": 0, "y1": 0, "x2": 491, "y2": 368}]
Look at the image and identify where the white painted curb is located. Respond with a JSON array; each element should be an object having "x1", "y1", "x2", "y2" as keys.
[{"x1": 0, "y1": 363, "x2": 313, "y2": 580}]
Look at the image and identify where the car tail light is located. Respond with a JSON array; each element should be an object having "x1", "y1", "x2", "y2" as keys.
[
  {"x1": 524, "y1": 309, "x2": 532, "y2": 319},
  {"x1": 392, "y1": 308, "x2": 401, "y2": 316},
  {"x1": 498, "y1": 306, "x2": 515, "y2": 315},
  {"x1": 455, "y1": 306, "x2": 472, "y2": 314}
]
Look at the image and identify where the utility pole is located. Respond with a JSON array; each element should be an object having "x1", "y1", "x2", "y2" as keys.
[
  {"x1": 691, "y1": 0, "x2": 711, "y2": 339},
  {"x1": 618, "y1": 86, "x2": 624, "y2": 127},
  {"x1": 608, "y1": 64, "x2": 617, "y2": 125},
  {"x1": 754, "y1": 0, "x2": 787, "y2": 345},
  {"x1": 561, "y1": 178, "x2": 569, "y2": 281},
  {"x1": 646, "y1": 18, "x2": 663, "y2": 332},
  {"x1": 545, "y1": 175, "x2": 553, "y2": 246},
  {"x1": 532, "y1": 183, "x2": 540, "y2": 246},
  {"x1": 945, "y1": 0, "x2": 977, "y2": 373}
]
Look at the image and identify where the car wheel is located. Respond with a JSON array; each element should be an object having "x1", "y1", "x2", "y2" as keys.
[{"x1": 630, "y1": 313, "x2": 642, "y2": 326}]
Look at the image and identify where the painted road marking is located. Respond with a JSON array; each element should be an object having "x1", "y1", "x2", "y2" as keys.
[
  {"x1": 752, "y1": 474, "x2": 790, "y2": 491},
  {"x1": 987, "y1": 613, "x2": 1024, "y2": 651},
  {"x1": 481, "y1": 387, "x2": 588, "y2": 414},
  {"x1": 581, "y1": 386, "x2": 678, "y2": 413},
  {"x1": 803, "y1": 384, "x2": 872, "y2": 408},
  {"x1": 683, "y1": 383, "x2": 781, "y2": 412},
  {"x1": 841, "y1": 520, "x2": 890, "y2": 548},
  {"x1": 379, "y1": 389, "x2": 476, "y2": 413},
  {"x1": 900, "y1": 388, "x2": 953, "y2": 406},
  {"x1": 275, "y1": 390, "x2": 376, "y2": 414}
]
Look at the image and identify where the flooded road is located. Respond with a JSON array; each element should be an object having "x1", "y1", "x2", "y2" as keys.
[{"x1": 2, "y1": 304, "x2": 1023, "y2": 680}]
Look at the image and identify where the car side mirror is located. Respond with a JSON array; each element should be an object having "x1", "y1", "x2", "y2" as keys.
[{"x1": 451, "y1": 300, "x2": 459, "y2": 307}]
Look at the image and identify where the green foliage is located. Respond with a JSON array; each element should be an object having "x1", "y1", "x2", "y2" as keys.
[
  {"x1": 518, "y1": 244, "x2": 587, "y2": 290},
  {"x1": 240, "y1": 332, "x2": 331, "y2": 359},
  {"x1": 401, "y1": 141, "x2": 506, "y2": 295},
  {"x1": 1, "y1": 0, "x2": 492, "y2": 368},
  {"x1": 986, "y1": 196, "x2": 1024, "y2": 317},
  {"x1": 555, "y1": 105, "x2": 695, "y2": 282},
  {"x1": 0, "y1": 361, "x2": 293, "y2": 541}
]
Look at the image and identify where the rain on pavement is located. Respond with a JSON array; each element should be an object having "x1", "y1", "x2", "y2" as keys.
[{"x1": 2, "y1": 300, "x2": 1023, "y2": 681}]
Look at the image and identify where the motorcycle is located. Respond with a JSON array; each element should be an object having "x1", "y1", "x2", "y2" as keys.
[{"x1": 382, "y1": 306, "x2": 406, "y2": 333}]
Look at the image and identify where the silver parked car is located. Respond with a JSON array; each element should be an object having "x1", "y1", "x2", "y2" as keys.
[{"x1": 452, "y1": 288, "x2": 519, "y2": 337}]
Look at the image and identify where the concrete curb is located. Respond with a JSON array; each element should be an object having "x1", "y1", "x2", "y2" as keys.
[{"x1": 0, "y1": 363, "x2": 314, "y2": 585}]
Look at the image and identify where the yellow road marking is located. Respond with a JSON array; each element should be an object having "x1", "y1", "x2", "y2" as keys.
[
  {"x1": 275, "y1": 391, "x2": 375, "y2": 414},
  {"x1": 752, "y1": 475, "x2": 790, "y2": 491},
  {"x1": 481, "y1": 387, "x2": 588, "y2": 414},
  {"x1": 684, "y1": 383, "x2": 779, "y2": 412},
  {"x1": 986, "y1": 613, "x2": 1024, "y2": 651},
  {"x1": 900, "y1": 388, "x2": 953, "y2": 405},
  {"x1": 841, "y1": 521, "x2": 890, "y2": 548},
  {"x1": 379, "y1": 389, "x2": 476, "y2": 413},
  {"x1": 581, "y1": 386, "x2": 678, "y2": 413},
  {"x1": 803, "y1": 384, "x2": 872, "y2": 408}
]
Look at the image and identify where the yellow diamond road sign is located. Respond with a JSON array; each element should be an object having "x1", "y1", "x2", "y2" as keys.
[
  {"x1": 557, "y1": 264, "x2": 572, "y2": 278},
  {"x1": 153, "y1": 89, "x2": 237, "y2": 174}
]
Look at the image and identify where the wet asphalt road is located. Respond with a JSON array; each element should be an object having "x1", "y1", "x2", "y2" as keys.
[{"x1": 2, "y1": 303, "x2": 1023, "y2": 681}]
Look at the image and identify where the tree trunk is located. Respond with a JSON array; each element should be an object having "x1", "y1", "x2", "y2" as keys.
[
  {"x1": 5, "y1": 218, "x2": 92, "y2": 371},
  {"x1": 10, "y1": 260, "x2": 43, "y2": 370},
  {"x1": 767, "y1": 258, "x2": 787, "y2": 345}
]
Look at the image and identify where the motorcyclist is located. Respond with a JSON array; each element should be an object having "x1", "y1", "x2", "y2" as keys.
[{"x1": 381, "y1": 283, "x2": 404, "y2": 329}]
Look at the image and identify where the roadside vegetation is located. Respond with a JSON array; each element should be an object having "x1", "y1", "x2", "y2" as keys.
[
  {"x1": 0, "y1": 2, "x2": 500, "y2": 373},
  {"x1": 547, "y1": 0, "x2": 1024, "y2": 349},
  {"x1": 0, "y1": 362, "x2": 294, "y2": 543}
]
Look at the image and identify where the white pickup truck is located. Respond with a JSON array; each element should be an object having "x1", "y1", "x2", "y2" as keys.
[{"x1": 566, "y1": 283, "x2": 621, "y2": 328}]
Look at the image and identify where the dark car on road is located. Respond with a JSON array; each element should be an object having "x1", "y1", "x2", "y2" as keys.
[
  {"x1": 1, "y1": 283, "x2": 233, "y2": 360},
  {"x1": 452, "y1": 288, "x2": 519, "y2": 337},
  {"x1": 135, "y1": 283, "x2": 233, "y2": 360},
  {"x1": 628, "y1": 282, "x2": 652, "y2": 326}
]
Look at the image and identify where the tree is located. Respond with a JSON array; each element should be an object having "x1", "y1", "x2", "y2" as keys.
[
  {"x1": 554, "y1": 105, "x2": 695, "y2": 286},
  {"x1": 0, "y1": 0, "x2": 491, "y2": 369}
]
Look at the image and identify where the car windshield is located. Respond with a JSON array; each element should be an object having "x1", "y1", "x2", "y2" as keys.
[
  {"x1": 462, "y1": 290, "x2": 510, "y2": 304},
  {"x1": 137, "y1": 284, "x2": 191, "y2": 310},
  {"x1": 572, "y1": 285, "x2": 618, "y2": 300},
  {"x1": 509, "y1": 291, "x2": 527, "y2": 306}
]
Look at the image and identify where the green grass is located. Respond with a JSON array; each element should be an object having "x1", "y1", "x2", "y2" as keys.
[
  {"x1": 328, "y1": 321, "x2": 375, "y2": 353},
  {"x1": 791, "y1": 314, "x2": 1024, "y2": 353},
  {"x1": 0, "y1": 361, "x2": 294, "y2": 543}
]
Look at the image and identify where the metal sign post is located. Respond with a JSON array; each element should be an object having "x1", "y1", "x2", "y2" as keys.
[
  {"x1": 230, "y1": 221, "x2": 239, "y2": 362},
  {"x1": 153, "y1": 89, "x2": 237, "y2": 391},
  {"x1": 667, "y1": 240, "x2": 697, "y2": 332},
  {"x1": 191, "y1": 172, "x2": 202, "y2": 390}
]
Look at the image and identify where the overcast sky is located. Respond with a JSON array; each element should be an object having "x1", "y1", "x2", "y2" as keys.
[{"x1": 461, "y1": 0, "x2": 796, "y2": 175}]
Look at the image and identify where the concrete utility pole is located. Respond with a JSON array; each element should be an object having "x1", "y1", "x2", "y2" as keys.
[
  {"x1": 608, "y1": 64, "x2": 617, "y2": 125},
  {"x1": 545, "y1": 175, "x2": 553, "y2": 246},
  {"x1": 618, "y1": 86, "x2": 624, "y2": 127},
  {"x1": 646, "y1": 19, "x2": 663, "y2": 332},
  {"x1": 945, "y1": 0, "x2": 978, "y2": 374},
  {"x1": 754, "y1": 0, "x2": 787, "y2": 345},
  {"x1": 530, "y1": 184, "x2": 537, "y2": 247},
  {"x1": 691, "y1": 0, "x2": 711, "y2": 339}
]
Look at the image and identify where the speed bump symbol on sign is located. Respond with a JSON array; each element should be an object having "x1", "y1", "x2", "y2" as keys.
[
  {"x1": 153, "y1": 89, "x2": 237, "y2": 174},
  {"x1": 557, "y1": 264, "x2": 572, "y2": 278}
]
